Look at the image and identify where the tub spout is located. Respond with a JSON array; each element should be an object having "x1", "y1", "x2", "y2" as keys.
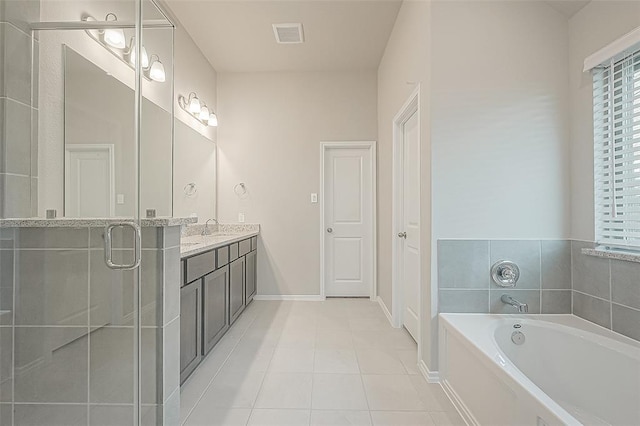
[{"x1": 501, "y1": 294, "x2": 528, "y2": 313}]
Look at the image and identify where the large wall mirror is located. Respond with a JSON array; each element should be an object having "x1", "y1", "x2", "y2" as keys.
[
  {"x1": 63, "y1": 47, "x2": 217, "y2": 219},
  {"x1": 64, "y1": 46, "x2": 172, "y2": 217}
]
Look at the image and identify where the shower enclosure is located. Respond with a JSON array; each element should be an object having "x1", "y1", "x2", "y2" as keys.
[{"x1": 0, "y1": 0, "x2": 181, "y2": 424}]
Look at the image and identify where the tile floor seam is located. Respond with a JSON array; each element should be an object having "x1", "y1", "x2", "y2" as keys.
[{"x1": 180, "y1": 306, "x2": 264, "y2": 425}]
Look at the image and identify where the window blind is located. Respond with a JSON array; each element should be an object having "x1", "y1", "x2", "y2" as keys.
[{"x1": 594, "y1": 49, "x2": 640, "y2": 249}]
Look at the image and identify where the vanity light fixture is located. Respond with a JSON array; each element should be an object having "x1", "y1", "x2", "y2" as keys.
[
  {"x1": 147, "y1": 55, "x2": 166, "y2": 82},
  {"x1": 178, "y1": 92, "x2": 218, "y2": 127},
  {"x1": 103, "y1": 13, "x2": 126, "y2": 48},
  {"x1": 199, "y1": 104, "x2": 210, "y2": 122},
  {"x1": 187, "y1": 93, "x2": 201, "y2": 114},
  {"x1": 208, "y1": 112, "x2": 218, "y2": 127},
  {"x1": 82, "y1": 13, "x2": 165, "y2": 84},
  {"x1": 126, "y1": 37, "x2": 149, "y2": 68}
]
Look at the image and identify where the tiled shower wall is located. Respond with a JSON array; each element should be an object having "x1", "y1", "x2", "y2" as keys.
[
  {"x1": 0, "y1": 0, "x2": 39, "y2": 218},
  {"x1": 0, "y1": 226, "x2": 181, "y2": 425},
  {"x1": 437, "y1": 239, "x2": 640, "y2": 342}
]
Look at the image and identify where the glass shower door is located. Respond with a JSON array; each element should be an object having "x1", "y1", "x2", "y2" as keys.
[{"x1": 0, "y1": 1, "x2": 173, "y2": 424}]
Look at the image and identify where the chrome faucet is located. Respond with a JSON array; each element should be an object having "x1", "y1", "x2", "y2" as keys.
[
  {"x1": 201, "y1": 218, "x2": 218, "y2": 236},
  {"x1": 501, "y1": 294, "x2": 528, "y2": 313}
]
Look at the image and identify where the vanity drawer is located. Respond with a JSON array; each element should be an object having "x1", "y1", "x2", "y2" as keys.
[
  {"x1": 216, "y1": 246, "x2": 229, "y2": 268},
  {"x1": 239, "y1": 239, "x2": 251, "y2": 256},
  {"x1": 251, "y1": 236, "x2": 258, "y2": 251},
  {"x1": 186, "y1": 250, "x2": 216, "y2": 283},
  {"x1": 229, "y1": 243, "x2": 239, "y2": 262}
]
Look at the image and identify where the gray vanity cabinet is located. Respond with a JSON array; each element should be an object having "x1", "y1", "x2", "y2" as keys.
[
  {"x1": 203, "y1": 266, "x2": 230, "y2": 354},
  {"x1": 230, "y1": 256, "x2": 246, "y2": 324},
  {"x1": 180, "y1": 280, "x2": 201, "y2": 384},
  {"x1": 180, "y1": 236, "x2": 258, "y2": 384},
  {"x1": 245, "y1": 250, "x2": 257, "y2": 304}
]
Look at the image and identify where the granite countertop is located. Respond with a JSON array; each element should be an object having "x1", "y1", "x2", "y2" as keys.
[
  {"x1": 180, "y1": 229, "x2": 259, "y2": 258},
  {"x1": 0, "y1": 217, "x2": 197, "y2": 228}
]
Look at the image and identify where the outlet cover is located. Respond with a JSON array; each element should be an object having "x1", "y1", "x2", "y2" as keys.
[
  {"x1": 238, "y1": 212, "x2": 245, "y2": 223},
  {"x1": 311, "y1": 193, "x2": 318, "y2": 203}
]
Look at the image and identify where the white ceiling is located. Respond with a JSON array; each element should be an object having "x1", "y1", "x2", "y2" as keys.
[
  {"x1": 164, "y1": 0, "x2": 402, "y2": 73},
  {"x1": 544, "y1": 0, "x2": 590, "y2": 18}
]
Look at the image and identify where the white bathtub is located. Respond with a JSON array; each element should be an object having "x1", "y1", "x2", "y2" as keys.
[{"x1": 438, "y1": 314, "x2": 640, "y2": 426}]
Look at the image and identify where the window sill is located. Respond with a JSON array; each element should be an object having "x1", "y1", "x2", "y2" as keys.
[{"x1": 582, "y1": 247, "x2": 640, "y2": 263}]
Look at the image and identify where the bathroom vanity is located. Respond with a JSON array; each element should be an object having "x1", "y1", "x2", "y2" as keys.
[{"x1": 179, "y1": 230, "x2": 259, "y2": 383}]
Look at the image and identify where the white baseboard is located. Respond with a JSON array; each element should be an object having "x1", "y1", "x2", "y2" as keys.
[
  {"x1": 440, "y1": 378, "x2": 478, "y2": 426},
  {"x1": 418, "y1": 359, "x2": 440, "y2": 383},
  {"x1": 253, "y1": 295, "x2": 325, "y2": 301},
  {"x1": 377, "y1": 296, "x2": 394, "y2": 326}
]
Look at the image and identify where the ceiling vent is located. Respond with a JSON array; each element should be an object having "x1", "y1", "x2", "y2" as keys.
[{"x1": 273, "y1": 23, "x2": 304, "y2": 44}]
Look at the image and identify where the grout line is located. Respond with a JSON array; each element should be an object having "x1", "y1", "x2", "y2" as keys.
[
  {"x1": 11, "y1": 229, "x2": 15, "y2": 426},
  {"x1": 572, "y1": 289, "x2": 611, "y2": 303},
  {"x1": 570, "y1": 240, "x2": 574, "y2": 315},
  {"x1": 87, "y1": 229, "x2": 91, "y2": 425},
  {"x1": 538, "y1": 241, "x2": 543, "y2": 313},
  {"x1": 611, "y1": 302, "x2": 640, "y2": 313},
  {"x1": 608, "y1": 259, "x2": 613, "y2": 329},
  {"x1": 0, "y1": 96, "x2": 34, "y2": 111}
]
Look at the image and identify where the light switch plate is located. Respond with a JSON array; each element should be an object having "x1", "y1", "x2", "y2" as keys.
[
  {"x1": 238, "y1": 212, "x2": 245, "y2": 223},
  {"x1": 311, "y1": 193, "x2": 318, "y2": 203},
  {"x1": 116, "y1": 194, "x2": 125, "y2": 204}
]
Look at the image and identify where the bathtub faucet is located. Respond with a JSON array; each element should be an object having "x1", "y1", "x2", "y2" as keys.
[{"x1": 501, "y1": 294, "x2": 528, "y2": 313}]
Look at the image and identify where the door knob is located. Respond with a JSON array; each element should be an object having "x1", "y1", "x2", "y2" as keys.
[
  {"x1": 398, "y1": 232, "x2": 407, "y2": 239},
  {"x1": 327, "y1": 228, "x2": 333, "y2": 233}
]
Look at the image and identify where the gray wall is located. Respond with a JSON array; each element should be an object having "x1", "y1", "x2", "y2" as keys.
[
  {"x1": 437, "y1": 239, "x2": 640, "y2": 343},
  {"x1": 0, "y1": 0, "x2": 39, "y2": 218},
  {"x1": 0, "y1": 225, "x2": 181, "y2": 425}
]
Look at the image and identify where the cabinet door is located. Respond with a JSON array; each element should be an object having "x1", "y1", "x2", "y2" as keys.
[
  {"x1": 203, "y1": 266, "x2": 229, "y2": 355},
  {"x1": 180, "y1": 280, "x2": 202, "y2": 384},
  {"x1": 245, "y1": 250, "x2": 257, "y2": 305},
  {"x1": 229, "y1": 257, "x2": 245, "y2": 324}
]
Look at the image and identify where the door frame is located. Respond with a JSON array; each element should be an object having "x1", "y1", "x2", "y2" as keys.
[
  {"x1": 320, "y1": 141, "x2": 377, "y2": 300},
  {"x1": 391, "y1": 86, "x2": 421, "y2": 338},
  {"x1": 64, "y1": 143, "x2": 116, "y2": 217}
]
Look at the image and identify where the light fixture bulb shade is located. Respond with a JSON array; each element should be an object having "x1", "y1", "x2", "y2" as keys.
[
  {"x1": 130, "y1": 43, "x2": 149, "y2": 68},
  {"x1": 103, "y1": 14, "x2": 125, "y2": 49},
  {"x1": 208, "y1": 113, "x2": 218, "y2": 127},
  {"x1": 188, "y1": 96, "x2": 201, "y2": 114},
  {"x1": 199, "y1": 106, "x2": 210, "y2": 121},
  {"x1": 104, "y1": 28, "x2": 126, "y2": 48},
  {"x1": 148, "y1": 57, "x2": 166, "y2": 82}
]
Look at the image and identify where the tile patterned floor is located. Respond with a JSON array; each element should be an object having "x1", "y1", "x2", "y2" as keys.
[{"x1": 180, "y1": 299, "x2": 464, "y2": 426}]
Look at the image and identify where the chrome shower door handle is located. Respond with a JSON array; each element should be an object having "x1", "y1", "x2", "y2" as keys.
[{"x1": 104, "y1": 222, "x2": 142, "y2": 270}]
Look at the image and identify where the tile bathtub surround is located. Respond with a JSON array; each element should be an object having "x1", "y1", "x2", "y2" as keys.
[
  {"x1": 571, "y1": 241, "x2": 640, "y2": 342},
  {"x1": 0, "y1": 225, "x2": 182, "y2": 425},
  {"x1": 437, "y1": 238, "x2": 640, "y2": 342},
  {"x1": 437, "y1": 239, "x2": 571, "y2": 314}
]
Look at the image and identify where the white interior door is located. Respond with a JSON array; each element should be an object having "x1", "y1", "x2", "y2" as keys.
[
  {"x1": 324, "y1": 145, "x2": 374, "y2": 297},
  {"x1": 65, "y1": 144, "x2": 115, "y2": 217},
  {"x1": 400, "y1": 111, "x2": 420, "y2": 341}
]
